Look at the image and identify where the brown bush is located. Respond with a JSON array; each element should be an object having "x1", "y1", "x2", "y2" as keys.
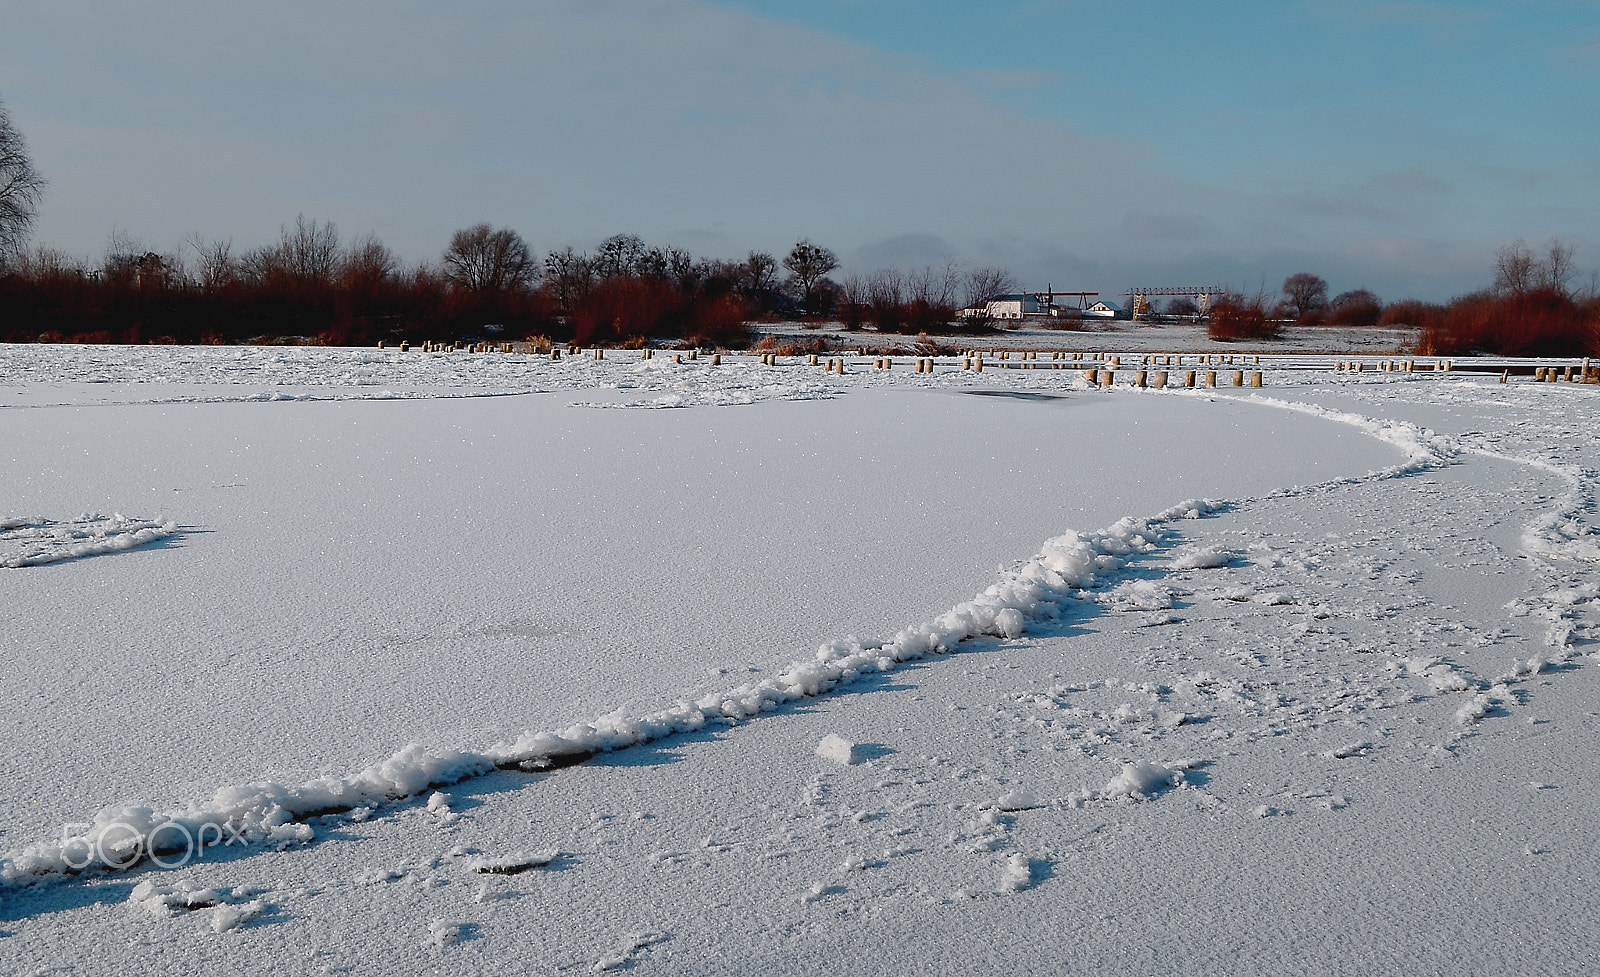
[
  {"x1": 1420, "y1": 289, "x2": 1591, "y2": 356},
  {"x1": 569, "y1": 277, "x2": 687, "y2": 344},
  {"x1": 1206, "y1": 295, "x2": 1279, "y2": 341},
  {"x1": 773, "y1": 337, "x2": 826, "y2": 356},
  {"x1": 1326, "y1": 289, "x2": 1383, "y2": 327},
  {"x1": 683, "y1": 294, "x2": 752, "y2": 349}
]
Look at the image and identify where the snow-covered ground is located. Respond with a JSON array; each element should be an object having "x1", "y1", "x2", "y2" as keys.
[
  {"x1": 762, "y1": 319, "x2": 1423, "y2": 355},
  {"x1": 3, "y1": 342, "x2": 1598, "y2": 975}
]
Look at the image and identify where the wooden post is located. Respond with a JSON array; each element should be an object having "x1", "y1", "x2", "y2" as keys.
[
  {"x1": 1184, "y1": 370, "x2": 1196, "y2": 388},
  {"x1": 1205, "y1": 370, "x2": 1217, "y2": 387},
  {"x1": 1100, "y1": 370, "x2": 1114, "y2": 386},
  {"x1": 1231, "y1": 370, "x2": 1243, "y2": 387},
  {"x1": 1249, "y1": 372, "x2": 1262, "y2": 388},
  {"x1": 1153, "y1": 370, "x2": 1167, "y2": 388}
]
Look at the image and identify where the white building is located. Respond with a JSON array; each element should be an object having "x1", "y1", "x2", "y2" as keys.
[
  {"x1": 959, "y1": 293, "x2": 1049, "y2": 320},
  {"x1": 1082, "y1": 300, "x2": 1126, "y2": 319}
]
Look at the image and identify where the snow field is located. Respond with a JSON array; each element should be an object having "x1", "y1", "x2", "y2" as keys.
[
  {"x1": 0, "y1": 370, "x2": 1391, "y2": 838},
  {"x1": 4, "y1": 343, "x2": 1600, "y2": 974}
]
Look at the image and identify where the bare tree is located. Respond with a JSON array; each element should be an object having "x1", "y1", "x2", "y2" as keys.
[
  {"x1": 1327, "y1": 288, "x2": 1382, "y2": 326},
  {"x1": 342, "y1": 233, "x2": 398, "y2": 292},
  {"x1": 594, "y1": 233, "x2": 646, "y2": 280},
  {"x1": 638, "y1": 244, "x2": 693, "y2": 286},
  {"x1": 543, "y1": 245, "x2": 595, "y2": 312},
  {"x1": 442, "y1": 223, "x2": 536, "y2": 292},
  {"x1": 865, "y1": 267, "x2": 906, "y2": 331},
  {"x1": 743, "y1": 250, "x2": 777, "y2": 296},
  {"x1": 782, "y1": 239, "x2": 839, "y2": 313},
  {"x1": 281, "y1": 214, "x2": 340, "y2": 282},
  {"x1": 15, "y1": 244, "x2": 82, "y2": 279},
  {"x1": 907, "y1": 261, "x2": 960, "y2": 308},
  {"x1": 1538, "y1": 237, "x2": 1577, "y2": 295},
  {"x1": 963, "y1": 266, "x2": 1017, "y2": 309},
  {"x1": 238, "y1": 243, "x2": 285, "y2": 287},
  {"x1": 0, "y1": 98, "x2": 46, "y2": 262},
  {"x1": 186, "y1": 234, "x2": 238, "y2": 291},
  {"x1": 1493, "y1": 239, "x2": 1537, "y2": 296},
  {"x1": 836, "y1": 273, "x2": 868, "y2": 329},
  {"x1": 1280, "y1": 272, "x2": 1328, "y2": 319}
]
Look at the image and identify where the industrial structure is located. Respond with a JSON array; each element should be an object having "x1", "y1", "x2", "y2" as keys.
[{"x1": 1123, "y1": 285, "x2": 1226, "y2": 320}]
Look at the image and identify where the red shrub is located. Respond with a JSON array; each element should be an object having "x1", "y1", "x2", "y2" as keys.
[
  {"x1": 1422, "y1": 289, "x2": 1589, "y2": 356},
  {"x1": 1206, "y1": 295, "x2": 1278, "y2": 341}
]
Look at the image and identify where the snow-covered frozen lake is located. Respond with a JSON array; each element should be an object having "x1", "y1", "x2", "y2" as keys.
[{"x1": 3, "y1": 343, "x2": 1598, "y2": 975}]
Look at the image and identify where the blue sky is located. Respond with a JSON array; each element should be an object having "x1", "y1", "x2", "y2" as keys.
[{"x1": 1, "y1": 0, "x2": 1595, "y2": 301}]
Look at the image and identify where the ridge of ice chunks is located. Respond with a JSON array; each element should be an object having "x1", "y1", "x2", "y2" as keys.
[
  {"x1": 2, "y1": 499, "x2": 1223, "y2": 888},
  {"x1": 1229, "y1": 393, "x2": 1457, "y2": 479},
  {"x1": 0, "y1": 513, "x2": 178, "y2": 568},
  {"x1": 0, "y1": 744, "x2": 492, "y2": 884}
]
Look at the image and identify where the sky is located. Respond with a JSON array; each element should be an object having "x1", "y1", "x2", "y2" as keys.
[{"x1": 0, "y1": 0, "x2": 1596, "y2": 302}]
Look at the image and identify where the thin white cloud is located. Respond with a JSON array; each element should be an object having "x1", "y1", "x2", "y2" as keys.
[{"x1": 0, "y1": 0, "x2": 1587, "y2": 300}]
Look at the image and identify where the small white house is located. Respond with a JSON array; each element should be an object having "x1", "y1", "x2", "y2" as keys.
[
  {"x1": 1082, "y1": 300, "x2": 1126, "y2": 319},
  {"x1": 960, "y1": 294, "x2": 1049, "y2": 320}
]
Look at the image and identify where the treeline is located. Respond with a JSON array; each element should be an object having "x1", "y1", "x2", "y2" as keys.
[
  {"x1": 1198, "y1": 239, "x2": 1598, "y2": 354},
  {"x1": 0, "y1": 220, "x2": 851, "y2": 347},
  {"x1": 1398, "y1": 239, "x2": 1598, "y2": 356},
  {"x1": 5, "y1": 215, "x2": 1596, "y2": 355},
  {"x1": 836, "y1": 265, "x2": 1017, "y2": 334}
]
